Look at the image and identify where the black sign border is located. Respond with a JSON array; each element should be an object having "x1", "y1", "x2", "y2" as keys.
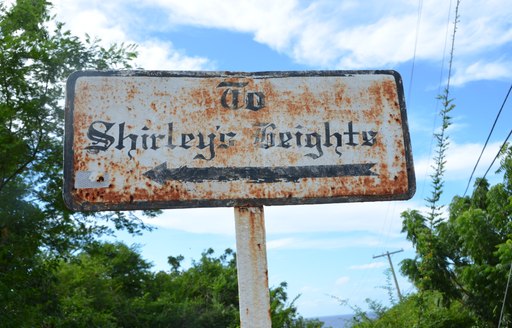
[{"x1": 64, "y1": 70, "x2": 415, "y2": 211}]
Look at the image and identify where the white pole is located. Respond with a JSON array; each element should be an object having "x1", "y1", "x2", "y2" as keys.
[{"x1": 234, "y1": 206, "x2": 272, "y2": 328}]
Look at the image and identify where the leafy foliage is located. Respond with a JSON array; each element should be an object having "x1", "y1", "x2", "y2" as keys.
[
  {"x1": 0, "y1": 2, "x2": 322, "y2": 326},
  {"x1": 400, "y1": 87, "x2": 459, "y2": 298},
  {"x1": 52, "y1": 244, "x2": 319, "y2": 327},
  {"x1": 358, "y1": 50, "x2": 512, "y2": 325},
  {"x1": 0, "y1": 0, "x2": 150, "y2": 324},
  {"x1": 426, "y1": 89, "x2": 455, "y2": 225},
  {"x1": 350, "y1": 291, "x2": 477, "y2": 328},
  {"x1": 55, "y1": 242, "x2": 152, "y2": 327},
  {"x1": 143, "y1": 248, "x2": 240, "y2": 328},
  {"x1": 351, "y1": 146, "x2": 512, "y2": 327},
  {"x1": 395, "y1": 145, "x2": 512, "y2": 327},
  {"x1": 270, "y1": 282, "x2": 325, "y2": 327}
]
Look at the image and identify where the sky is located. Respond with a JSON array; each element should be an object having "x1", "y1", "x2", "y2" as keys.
[{"x1": 34, "y1": 0, "x2": 512, "y2": 318}]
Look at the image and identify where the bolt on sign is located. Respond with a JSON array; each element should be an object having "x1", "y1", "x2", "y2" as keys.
[{"x1": 63, "y1": 70, "x2": 415, "y2": 211}]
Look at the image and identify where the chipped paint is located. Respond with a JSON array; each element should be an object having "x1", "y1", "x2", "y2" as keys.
[
  {"x1": 63, "y1": 70, "x2": 415, "y2": 211},
  {"x1": 234, "y1": 206, "x2": 272, "y2": 328}
]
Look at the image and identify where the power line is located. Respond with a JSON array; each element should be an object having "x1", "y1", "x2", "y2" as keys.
[
  {"x1": 419, "y1": 0, "x2": 453, "y2": 199},
  {"x1": 463, "y1": 83, "x2": 512, "y2": 196},
  {"x1": 424, "y1": 0, "x2": 460, "y2": 219},
  {"x1": 407, "y1": 0, "x2": 423, "y2": 103},
  {"x1": 498, "y1": 262, "x2": 512, "y2": 328},
  {"x1": 474, "y1": 128, "x2": 512, "y2": 192}
]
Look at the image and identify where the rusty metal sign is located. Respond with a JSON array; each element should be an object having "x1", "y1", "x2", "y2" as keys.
[{"x1": 63, "y1": 70, "x2": 415, "y2": 211}]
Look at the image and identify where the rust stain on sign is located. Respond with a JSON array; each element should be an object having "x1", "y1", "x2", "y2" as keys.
[{"x1": 63, "y1": 70, "x2": 415, "y2": 211}]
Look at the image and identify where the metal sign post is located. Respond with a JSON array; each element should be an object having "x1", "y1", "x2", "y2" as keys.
[
  {"x1": 234, "y1": 206, "x2": 272, "y2": 328},
  {"x1": 64, "y1": 70, "x2": 415, "y2": 328}
]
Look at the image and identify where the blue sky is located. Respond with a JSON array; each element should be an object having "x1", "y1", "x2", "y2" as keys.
[{"x1": 43, "y1": 0, "x2": 512, "y2": 317}]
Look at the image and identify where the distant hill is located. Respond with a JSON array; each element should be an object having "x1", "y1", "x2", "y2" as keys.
[
  {"x1": 315, "y1": 313, "x2": 378, "y2": 327},
  {"x1": 315, "y1": 314, "x2": 354, "y2": 328}
]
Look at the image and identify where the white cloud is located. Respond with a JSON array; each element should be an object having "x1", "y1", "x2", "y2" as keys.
[
  {"x1": 144, "y1": 0, "x2": 512, "y2": 83},
  {"x1": 3, "y1": 1, "x2": 16, "y2": 9},
  {"x1": 142, "y1": 208, "x2": 235, "y2": 235},
  {"x1": 265, "y1": 235, "x2": 413, "y2": 251},
  {"x1": 349, "y1": 262, "x2": 386, "y2": 270},
  {"x1": 335, "y1": 276, "x2": 350, "y2": 286},
  {"x1": 299, "y1": 285, "x2": 321, "y2": 293},
  {"x1": 267, "y1": 238, "x2": 296, "y2": 250},
  {"x1": 451, "y1": 60, "x2": 512, "y2": 86},
  {"x1": 50, "y1": 0, "x2": 213, "y2": 71},
  {"x1": 46, "y1": 0, "x2": 512, "y2": 84},
  {"x1": 141, "y1": 200, "x2": 423, "y2": 243},
  {"x1": 265, "y1": 201, "x2": 420, "y2": 235},
  {"x1": 52, "y1": 1, "x2": 127, "y2": 44},
  {"x1": 415, "y1": 141, "x2": 503, "y2": 182},
  {"x1": 136, "y1": 40, "x2": 212, "y2": 70},
  {"x1": 267, "y1": 236, "x2": 383, "y2": 251},
  {"x1": 150, "y1": 0, "x2": 301, "y2": 51},
  {"x1": 455, "y1": 2, "x2": 512, "y2": 56}
]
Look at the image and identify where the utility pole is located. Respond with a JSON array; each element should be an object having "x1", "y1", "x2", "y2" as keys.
[{"x1": 373, "y1": 249, "x2": 404, "y2": 302}]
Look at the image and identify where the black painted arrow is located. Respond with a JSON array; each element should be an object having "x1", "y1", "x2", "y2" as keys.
[{"x1": 143, "y1": 162, "x2": 377, "y2": 184}]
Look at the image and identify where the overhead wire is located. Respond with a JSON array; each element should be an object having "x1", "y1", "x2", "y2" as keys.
[
  {"x1": 369, "y1": 0, "x2": 426, "y2": 303},
  {"x1": 499, "y1": 262, "x2": 512, "y2": 328},
  {"x1": 407, "y1": 0, "x2": 423, "y2": 103},
  {"x1": 361, "y1": 0, "x2": 425, "y2": 288},
  {"x1": 419, "y1": 0, "x2": 453, "y2": 200},
  {"x1": 463, "y1": 83, "x2": 512, "y2": 196},
  {"x1": 423, "y1": 0, "x2": 460, "y2": 218},
  {"x1": 376, "y1": 0, "x2": 425, "y2": 250},
  {"x1": 474, "y1": 128, "x2": 512, "y2": 191},
  {"x1": 496, "y1": 137, "x2": 512, "y2": 327}
]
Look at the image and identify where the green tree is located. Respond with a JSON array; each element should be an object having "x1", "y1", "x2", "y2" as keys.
[
  {"x1": 142, "y1": 248, "x2": 322, "y2": 327},
  {"x1": 147, "y1": 248, "x2": 241, "y2": 328},
  {"x1": 369, "y1": 145, "x2": 512, "y2": 327},
  {"x1": 350, "y1": 292, "x2": 477, "y2": 328},
  {"x1": 400, "y1": 87, "x2": 460, "y2": 301},
  {"x1": 54, "y1": 244, "x2": 321, "y2": 327},
  {"x1": 55, "y1": 242, "x2": 153, "y2": 327},
  {"x1": 0, "y1": 1, "x2": 148, "y2": 325},
  {"x1": 444, "y1": 145, "x2": 512, "y2": 326},
  {"x1": 270, "y1": 282, "x2": 324, "y2": 328},
  {"x1": 399, "y1": 0, "x2": 462, "y2": 305}
]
